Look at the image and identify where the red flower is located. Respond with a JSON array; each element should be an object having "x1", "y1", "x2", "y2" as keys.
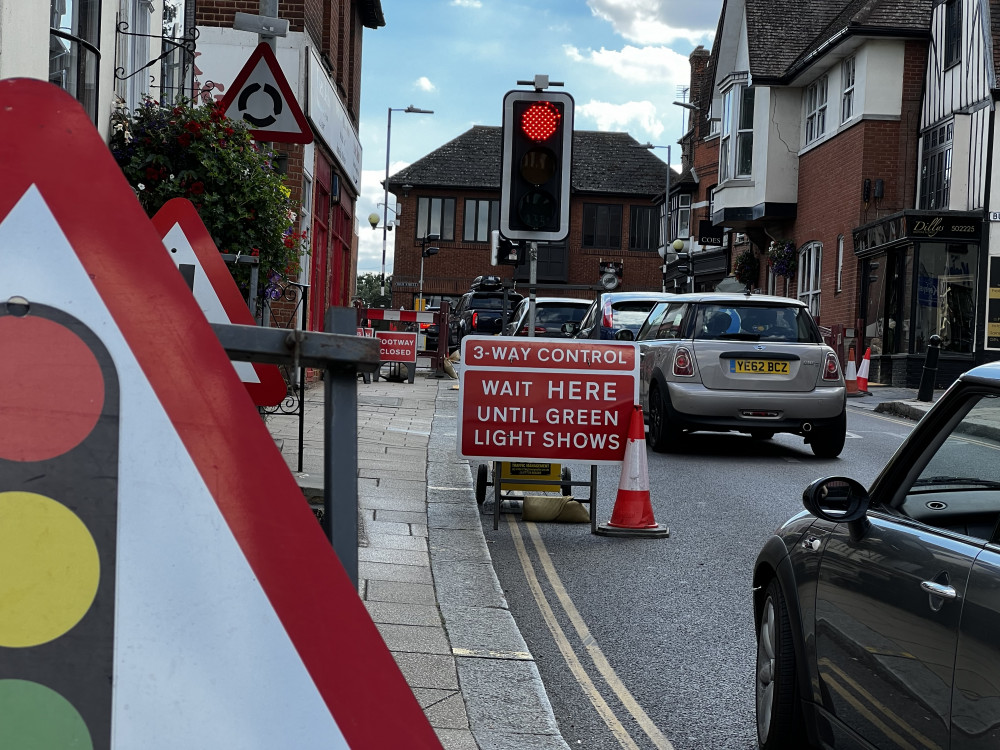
[
  {"x1": 251, "y1": 248, "x2": 260, "y2": 257},
  {"x1": 224, "y1": 127, "x2": 234, "y2": 136},
  {"x1": 145, "y1": 167, "x2": 159, "y2": 180},
  {"x1": 189, "y1": 181, "x2": 205, "y2": 195},
  {"x1": 177, "y1": 133, "x2": 192, "y2": 147},
  {"x1": 185, "y1": 121, "x2": 202, "y2": 135}
]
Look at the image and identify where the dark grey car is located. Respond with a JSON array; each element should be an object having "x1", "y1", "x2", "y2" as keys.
[{"x1": 753, "y1": 362, "x2": 1000, "y2": 749}]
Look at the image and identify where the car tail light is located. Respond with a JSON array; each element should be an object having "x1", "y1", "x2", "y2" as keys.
[
  {"x1": 673, "y1": 346, "x2": 694, "y2": 377},
  {"x1": 601, "y1": 302, "x2": 614, "y2": 330},
  {"x1": 420, "y1": 322, "x2": 431, "y2": 330},
  {"x1": 471, "y1": 311, "x2": 478, "y2": 330},
  {"x1": 823, "y1": 352, "x2": 841, "y2": 381}
]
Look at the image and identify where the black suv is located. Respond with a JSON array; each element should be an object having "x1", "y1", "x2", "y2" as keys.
[{"x1": 448, "y1": 276, "x2": 523, "y2": 352}]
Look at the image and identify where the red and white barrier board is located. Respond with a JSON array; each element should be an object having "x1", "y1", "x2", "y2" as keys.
[
  {"x1": 376, "y1": 331, "x2": 418, "y2": 363},
  {"x1": 458, "y1": 336, "x2": 639, "y2": 464}
]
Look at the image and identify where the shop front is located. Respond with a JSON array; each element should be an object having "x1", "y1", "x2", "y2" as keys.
[{"x1": 853, "y1": 210, "x2": 983, "y2": 388}]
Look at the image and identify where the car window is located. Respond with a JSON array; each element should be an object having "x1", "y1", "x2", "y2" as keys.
[
  {"x1": 694, "y1": 304, "x2": 818, "y2": 342},
  {"x1": 578, "y1": 301, "x2": 598, "y2": 331},
  {"x1": 536, "y1": 305, "x2": 588, "y2": 324},
  {"x1": 473, "y1": 294, "x2": 520, "y2": 310},
  {"x1": 897, "y1": 394, "x2": 1000, "y2": 541},
  {"x1": 612, "y1": 302, "x2": 660, "y2": 332},
  {"x1": 637, "y1": 302, "x2": 687, "y2": 341}
]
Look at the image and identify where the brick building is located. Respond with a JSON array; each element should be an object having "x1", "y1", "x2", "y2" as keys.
[{"x1": 384, "y1": 124, "x2": 671, "y2": 310}]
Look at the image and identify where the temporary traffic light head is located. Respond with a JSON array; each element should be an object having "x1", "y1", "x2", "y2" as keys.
[{"x1": 500, "y1": 89, "x2": 574, "y2": 242}]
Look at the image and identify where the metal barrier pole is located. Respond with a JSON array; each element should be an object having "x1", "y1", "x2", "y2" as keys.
[
  {"x1": 917, "y1": 334, "x2": 942, "y2": 403},
  {"x1": 324, "y1": 307, "x2": 359, "y2": 586}
]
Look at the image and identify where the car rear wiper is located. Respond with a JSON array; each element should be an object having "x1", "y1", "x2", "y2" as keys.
[{"x1": 912, "y1": 476, "x2": 1000, "y2": 489}]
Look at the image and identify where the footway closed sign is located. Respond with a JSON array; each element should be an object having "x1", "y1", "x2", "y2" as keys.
[{"x1": 458, "y1": 336, "x2": 639, "y2": 464}]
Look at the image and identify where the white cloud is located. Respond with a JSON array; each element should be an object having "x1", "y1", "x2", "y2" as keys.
[
  {"x1": 356, "y1": 166, "x2": 408, "y2": 276},
  {"x1": 576, "y1": 100, "x2": 665, "y2": 138},
  {"x1": 452, "y1": 0, "x2": 482, "y2": 6},
  {"x1": 564, "y1": 43, "x2": 687, "y2": 84},
  {"x1": 415, "y1": 76, "x2": 436, "y2": 92},
  {"x1": 587, "y1": 0, "x2": 717, "y2": 46}
]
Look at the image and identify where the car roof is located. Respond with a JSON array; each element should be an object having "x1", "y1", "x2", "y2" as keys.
[
  {"x1": 660, "y1": 291, "x2": 808, "y2": 308},
  {"x1": 515, "y1": 297, "x2": 592, "y2": 306},
  {"x1": 961, "y1": 361, "x2": 1000, "y2": 384},
  {"x1": 598, "y1": 291, "x2": 676, "y2": 303}
]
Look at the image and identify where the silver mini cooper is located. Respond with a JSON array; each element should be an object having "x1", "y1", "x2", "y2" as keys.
[{"x1": 634, "y1": 292, "x2": 846, "y2": 457}]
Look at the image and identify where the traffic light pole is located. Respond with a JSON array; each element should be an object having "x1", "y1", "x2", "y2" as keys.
[{"x1": 527, "y1": 241, "x2": 538, "y2": 337}]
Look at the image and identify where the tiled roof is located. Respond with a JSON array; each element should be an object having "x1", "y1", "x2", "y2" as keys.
[
  {"x1": 386, "y1": 125, "x2": 670, "y2": 197},
  {"x1": 746, "y1": 0, "x2": 932, "y2": 82}
]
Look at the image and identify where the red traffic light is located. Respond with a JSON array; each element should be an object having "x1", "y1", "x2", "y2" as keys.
[{"x1": 520, "y1": 101, "x2": 561, "y2": 142}]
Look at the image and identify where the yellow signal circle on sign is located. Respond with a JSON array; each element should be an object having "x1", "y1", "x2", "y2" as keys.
[{"x1": 0, "y1": 492, "x2": 100, "y2": 647}]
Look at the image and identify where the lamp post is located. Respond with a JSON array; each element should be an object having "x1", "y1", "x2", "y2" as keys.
[
  {"x1": 418, "y1": 233, "x2": 439, "y2": 310},
  {"x1": 639, "y1": 142, "x2": 673, "y2": 293},
  {"x1": 381, "y1": 105, "x2": 433, "y2": 297}
]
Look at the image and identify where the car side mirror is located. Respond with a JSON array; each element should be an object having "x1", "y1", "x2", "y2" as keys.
[
  {"x1": 561, "y1": 321, "x2": 579, "y2": 335},
  {"x1": 802, "y1": 476, "x2": 871, "y2": 541},
  {"x1": 615, "y1": 329, "x2": 635, "y2": 341}
]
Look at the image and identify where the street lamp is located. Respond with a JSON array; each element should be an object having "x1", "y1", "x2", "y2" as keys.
[
  {"x1": 639, "y1": 142, "x2": 673, "y2": 293},
  {"x1": 418, "y1": 233, "x2": 440, "y2": 310},
  {"x1": 381, "y1": 105, "x2": 434, "y2": 297}
]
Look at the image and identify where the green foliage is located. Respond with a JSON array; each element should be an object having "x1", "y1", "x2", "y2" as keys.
[
  {"x1": 767, "y1": 240, "x2": 798, "y2": 278},
  {"x1": 109, "y1": 96, "x2": 306, "y2": 295},
  {"x1": 355, "y1": 273, "x2": 391, "y2": 307},
  {"x1": 733, "y1": 248, "x2": 760, "y2": 289}
]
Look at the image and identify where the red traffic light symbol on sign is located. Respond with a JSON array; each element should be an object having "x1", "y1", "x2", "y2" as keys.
[{"x1": 500, "y1": 89, "x2": 574, "y2": 242}]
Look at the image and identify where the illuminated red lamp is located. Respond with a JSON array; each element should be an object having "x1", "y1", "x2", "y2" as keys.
[{"x1": 520, "y1": 101, "x2": 561, "y2": 142}]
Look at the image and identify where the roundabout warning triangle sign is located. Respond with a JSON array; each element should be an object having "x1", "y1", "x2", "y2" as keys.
[{"x1": 0, "y1": 79, "x2": 437, "y2": 749}]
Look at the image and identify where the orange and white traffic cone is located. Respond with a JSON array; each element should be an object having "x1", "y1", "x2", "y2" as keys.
[
  {"x1": 597, "y1": 405, "x2": 669, "y2": 538},
  {"x1": 844, "y1": 345, "x2": 858, "y2": 395},
  {"x1": 856, "y1": 347, "x2": 871, "y2": 393}
]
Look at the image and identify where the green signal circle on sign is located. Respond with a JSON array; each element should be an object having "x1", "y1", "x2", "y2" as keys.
[
  {"x1": 0, "y1": 680, "x2": 93, "y2": 749},
  {"x1": 519, "y1": 147, "x2": 556, "y2": 186},
  {"x1": 517, "y1": 190, "x2": 557, "y2": 229},
  {"x1": 0, "y1": 492, "x2": 100, "y2": 647}
]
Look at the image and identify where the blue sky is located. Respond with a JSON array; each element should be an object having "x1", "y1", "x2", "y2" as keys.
[{"x1": 355, "y1": 0, "x2": 723, "y2": 277}]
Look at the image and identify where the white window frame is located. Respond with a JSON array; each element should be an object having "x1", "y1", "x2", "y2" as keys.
[
  {"x1": 676, "y1": 194, "x2": 691, "y2": 239},
  {"x1": 116, "y1": 0, "x2": 154, "y2": 111},
  {"x1": 798, "y1": 242, "x2": 822, "y2": 316},
  {"x1": 841, "y1": 57, "x2": 856, "y2": 124},
  {"x1": 719, "y1": 88, "x2": 733, "y2": 181},
  {"x1": 718, "y1": 76, "x2": 752, "y2": 182},
  {"x1": 836, "y1": 235, "x2": 844, "y2": 293},
  {"x1": 805, "y1": 75, "x2": 828, "y2": 145}
]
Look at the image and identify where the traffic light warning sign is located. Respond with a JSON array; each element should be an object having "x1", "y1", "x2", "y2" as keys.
[
  {"x1": 150, "y1": 198, "x2": 288, "y2": 407},
  {"x1": 0, "y1": 80, "x2": 439, "y2": 748}
]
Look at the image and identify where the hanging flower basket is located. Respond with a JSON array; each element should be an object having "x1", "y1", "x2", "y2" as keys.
[
  {"x1": 767, "y1": 240, "x2": 798, "y2": 278},
  {"x1": 733, "y1": 248, "x2": 760, "y2": 289}
]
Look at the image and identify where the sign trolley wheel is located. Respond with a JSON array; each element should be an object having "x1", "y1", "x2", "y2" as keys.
[{"x1": 475, "y1": 463, "x2": 489, "y2": 505}]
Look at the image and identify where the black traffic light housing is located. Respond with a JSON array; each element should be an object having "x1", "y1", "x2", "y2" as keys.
[
  {"x1": 421, "y1": 246, "x2": 439, "y2": 258},
  {"x1": 674, "y1": 252, "x2": 691, "y2": 275},
  {"x1": 490, "y1": 230, "x2": 523, "y2": 266},
  {"x1": 500, "y1": 89, "x2": 574, "y2": 241}
]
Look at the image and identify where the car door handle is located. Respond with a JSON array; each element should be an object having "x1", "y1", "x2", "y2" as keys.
[{"x1": 920, "y1": 581, "x2": 958, "y2": 600}]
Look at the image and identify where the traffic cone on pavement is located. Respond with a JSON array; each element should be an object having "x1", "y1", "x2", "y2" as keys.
[
  {"x1": 597, "y1": 405, "x2": 669, "y2": 538},
  {"x1": 844, "y1": 345, "x2": 858, "y2": 395},
  {"x1": 856, "y1": 347, "x2": 871, "y2": 393}
]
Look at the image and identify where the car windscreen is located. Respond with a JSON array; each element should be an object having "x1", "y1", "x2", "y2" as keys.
[
  {"x1": 472, "y1": 294, "x2": 522, "y2": 310},
  {"x1": 695, "y1": 304, "x2": 820, "y2": 343},
  {"x1": 612, "y1": 301, "x2": 660, "y2": 331},
  {"x1": 535, "y1": 305, "x2": 589, "y2": 324}
]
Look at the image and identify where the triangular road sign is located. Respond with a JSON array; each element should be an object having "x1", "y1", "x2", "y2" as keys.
[
  {"x1": 0, "y1": 79, "x2": 438, "y2": 748},
  {"x1": 220, "y1": 43, "x2": 313, "y2": 144},
  {"x1": 150, "y1": 198, "x2": 288, "y2": 407}
]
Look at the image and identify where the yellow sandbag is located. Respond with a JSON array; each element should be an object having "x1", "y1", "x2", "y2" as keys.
[{"x1": 521, "y1": 495, "x2": 590, "y2": 523}]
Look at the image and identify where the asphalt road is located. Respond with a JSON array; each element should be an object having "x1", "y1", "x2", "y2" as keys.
[{"x1": 480, "y1": 408, "x2": 916, "y2": 750}]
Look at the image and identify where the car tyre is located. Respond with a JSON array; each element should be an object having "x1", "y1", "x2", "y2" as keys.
[
  {"x1": 647, "y1": 384, "x2": 682, "y2": 453},
  {"x1": 560, "y1": 466, "x2": 572, "y2": 497},
  {"x1": 808, "y1": 410, "x2": 846, "y2": 458},
  {"x1": 756, "y1": 578, "x2": 805, "y2": 750}
]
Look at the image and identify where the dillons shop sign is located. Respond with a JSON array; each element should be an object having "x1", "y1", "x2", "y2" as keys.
[{"x1": 854, "y1": 212, "x2": 980, "y2": 253}]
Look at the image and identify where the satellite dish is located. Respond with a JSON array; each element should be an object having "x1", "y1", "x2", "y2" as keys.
[{"x1": 600, "y1": 272, "x2": 620, "y2": 290}]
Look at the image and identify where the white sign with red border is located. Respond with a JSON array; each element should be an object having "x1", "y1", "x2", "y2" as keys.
[
  {"x1": 458, "y1": 336, "x2": 639, "y2": 464},
  {"x1": 0, "y1": 79, "x2": 437, "y2": 748},
  {"x1": 376, "y1": 331, "x2": 418, "y2": 363}
]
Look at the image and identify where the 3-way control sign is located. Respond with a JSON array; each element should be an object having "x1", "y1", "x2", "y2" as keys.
[{"x1": 458, "y1": 336, "x2": 639, "y2": 464}]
